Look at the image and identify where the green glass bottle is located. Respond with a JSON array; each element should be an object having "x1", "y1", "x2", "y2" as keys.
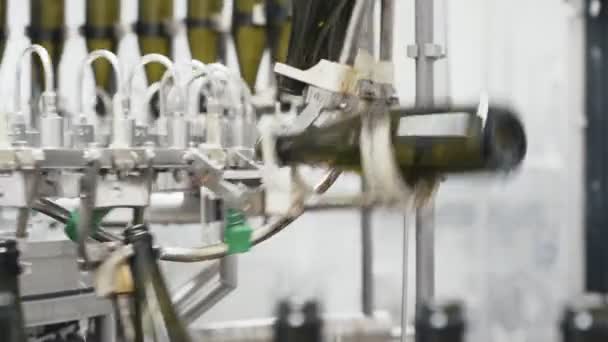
[
  {"x1": 265, "y1": 0, "x2": 291, "y2": 64},
  {"x1": 27, "y1": 0, "x2": 65, "y2": 128},
  {"x1": 278, "y1": 0, "x2": 355, "y2": 95},
  {"x1": 269, "y1": 107, "x2": 526, "y2": 183},
  {"x1": 0, "y1": 239, "x2": 27, "y2": 342},
  {"x1": 136, "y1": 0, "x2": 174, "y2": 84},
  {"x1": 187, "y1": 0, "x2": 223, "y2": 64},
  {"x1": 82, "y1": 0, "x2": 121, "y2": 93},
  {"x1": 233, "y1": 0, "x2": 268, "y2": 90},
  {"x1": 28, "y1": 0, "x2": 65, "y2": 88},
  {"x1": 126, "y1": 225, "x2": 192, "y2": 342}
]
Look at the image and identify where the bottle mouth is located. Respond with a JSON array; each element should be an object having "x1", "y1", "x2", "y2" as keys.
[
  {"x1": 124, "y1": 224, "x2": 153, "y2": 244},
  {"x1": 483, "y1": 107, "x2": 527, "y2": 171}
]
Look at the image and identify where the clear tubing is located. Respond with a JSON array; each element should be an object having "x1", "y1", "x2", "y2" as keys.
[
  {"x1": 15, "y1": 44, "x2": 54, "y2": 112},
  {"x1": 125, "y1": 53, "x2": 175, "y2": 124},
  {"x1": 188, "y1": 64, "x2": 254, "y2": 147},
  {"x1": 78, "y1": 50, "x2": 123, "y2": 118},
  {"x1": 143, "y1": 81, "x2": 161, "y2": 126},
  {"x1": 158, "y1": 66, "x2": 183, "y2": 120},
  {"x1": 14, "y1": 45, "x2": 55, "y2": 133}
]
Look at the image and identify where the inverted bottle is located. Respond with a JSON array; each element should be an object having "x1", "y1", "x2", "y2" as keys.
[
  {"x1": 270, "y1": 106, "x2": 526, "y2": 183},
  {"x1": 125, "y1": 225, "x2": 192, "y2": 342}
]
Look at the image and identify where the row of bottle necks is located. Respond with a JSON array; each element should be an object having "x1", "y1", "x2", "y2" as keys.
[
  {"x1": 0, "y1": 232, "x2": 605, "y2": 342},
  {"x1": 0, "y1": 0, "x2": 292, "y2": 93}
]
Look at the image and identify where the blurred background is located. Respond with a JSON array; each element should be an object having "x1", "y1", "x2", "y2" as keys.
[{"x1": 0, "y1": 0, "x2": 586, "y2": 341}]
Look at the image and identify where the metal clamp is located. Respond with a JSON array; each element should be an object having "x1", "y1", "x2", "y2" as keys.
[
  {"x1": 359, "y1": 101, "x2": 412, "y2": 206},
  {"x1": 406, "y1": 43, "x2": 446, "y2": 59},
  {"x1": 184, "y1": 149, "x2": 260, "y2": 215}
]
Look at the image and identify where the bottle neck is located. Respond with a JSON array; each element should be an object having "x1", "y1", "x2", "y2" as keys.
[{"x1": 125, "y1": 225, "x2": 192, "y2": 342}]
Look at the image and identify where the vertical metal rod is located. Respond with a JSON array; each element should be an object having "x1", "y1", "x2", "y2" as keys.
[
  {"x1": 400, "y1": 215, "x2": 410, "y2": 342},
  {"x1": 380, "y1": 0, "x2": 394, "y2": 61},
  {"x1": 415, "y1": 201, "x2": 435, "y2": 313},
  {"x1": 414, "y1": 0, "x2": 436, "y2": 318},
  {"x1": 414, "y1": 0, "x2": 435, "y2": 107},
  {"x1": 361, "y1": 181, "x2": 374, "y2": 317},
  {"x1": 360, "y1": 0, "x2": 378, "y2": 318}
]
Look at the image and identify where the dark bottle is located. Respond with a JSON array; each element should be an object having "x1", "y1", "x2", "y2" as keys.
[
  {"x1": 278, "y1": 0, "x2": 355, "y2": 95},
  {"x1": 187, "y1": 0, "x2": 223, "y2": 64},
  {"x1": 125, "y1": 224, "x2": 192, "y2": 342},
  {"x1": 269, "y1": 106, "x2": 526, "y2": 183},
  {"x1": 27, "y1": 0, "x2": 66, "y2": 127},
  {"x1": 562, "y1": 296, "x2": 608, "y2": 342},
  {"x1": 273, "y1": 300, "x2": 291, "y2": 342},
  {"x1": 135, "y1": 0, "x2": 174, "y2": 84},
  {"x1": 28, "y1": 0, "x2": 65, "y2": 87},
  {"x1": 415, "y1": 301, "x2": 466, "y2": 342},
  {"x1": 233, "y1": 0, "x2": 268, "y2": 90},
  {"x1": 82, "y1": 1, "x2": 121, "y2": 92},
  {"x1": 135, "y1": 0, "x2": 174, "y2": 118},
  {"x1": 273, "y1": 300, "x2": 323, "y2": 342},
  {"x1": 265, "y1": 0, "x2": 291, "y2": 64},
  {"x1": 81, "y1": 0, "x2": 121, "y2": 115},
  {"x1": 0, "y1": 239, "x2": 27, "y2": 342}
]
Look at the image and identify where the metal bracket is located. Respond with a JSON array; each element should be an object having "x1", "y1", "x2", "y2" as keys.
[
  {"x1": 274, "y1": 60, "x2": 355, "y2": 93},
  {"x1": 185, "y1": 150, "x2": 260, "y2": 215},
  {"x1": 406, "y1": 43, "x2": 446, "y2": 59}
]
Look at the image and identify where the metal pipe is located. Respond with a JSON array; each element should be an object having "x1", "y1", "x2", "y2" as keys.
[
  {"x1": 173, "y1": 190, "x2": 237, "y2": 324},
  {"x1": 414, "y1": 0, "x2": 435, "y2": 108},
  {"x1": 415, "y1": 202, "x2": 435, "y2": 312},
  {"x1": 177, "y1": 256, "x2": 237, "y2": 324},
  {"x1": 361, "y1": 2, "x2": 376, "y2": 317},
  {"x1": 361, "y1": 181, "x2": 374, "y2": 317},
  {"x1": 380, "y1": 0, "x2": 394, "y2": 61},
  {"x1": 401, "y1": 215, "x2": 410, "y2": 342},
  {"x1": 339, "y1": 0, "x2": 371, "y2": 65},
  {"x1": 413, "y1": 0, "x2": 437, "y2": 320},
  {"x1": 172, "y1": 262, "x2": 221, "y2": 308}
]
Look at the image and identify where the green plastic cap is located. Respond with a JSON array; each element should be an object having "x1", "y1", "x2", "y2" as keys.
[
  {"x1": 64, "y1": 208, "x2": 111, "y2": 241},
  {"x1": 224, "y1": 209, "x2": 252, "y2": 254}
]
